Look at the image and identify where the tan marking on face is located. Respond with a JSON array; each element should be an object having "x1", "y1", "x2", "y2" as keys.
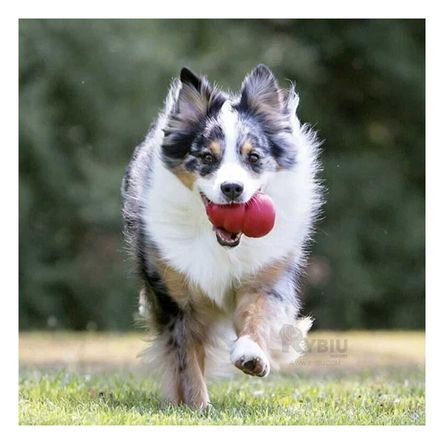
[
  {"x1": 173, "y1": 167, "x2": 197, "y2": 190},
  {"x1": 240, "y1": 140, "x2": 254, "y2": 157},
  {"x1": 209, "y1": 140, "x2": 222, "y2": 157}
]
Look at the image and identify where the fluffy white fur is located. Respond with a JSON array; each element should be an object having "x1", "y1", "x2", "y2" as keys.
[
  {"x1": 141, "y1": 86, "x2": 320, "y2": 310},
  {"x1": 231, "y1": 335, "x2": 271, "y2": 377}
]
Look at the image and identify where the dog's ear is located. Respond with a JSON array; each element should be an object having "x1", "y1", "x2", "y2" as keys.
[
  {"x1": 239, "y1": 64, "x2": 284, "y2": 113},
  {"x1": 173, "y1": 66, "x2": 210, "y2": 121},
  {"x1": 239, "y1": 65, "x2": 297, "y2": 169},
  {"x1": 162, "y1": 67, "x2": 226, "y2": 168},
  {"x1": 180, "y1": 66, "x2": 202, "y2": 91},
  {"x1": 173, "y1": 66, "x2": 226, "y2": 121}
]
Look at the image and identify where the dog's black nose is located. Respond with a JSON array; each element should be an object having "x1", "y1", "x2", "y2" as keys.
[{"x1": 220, "y1": 181, "x2": 244, "y2": 200}]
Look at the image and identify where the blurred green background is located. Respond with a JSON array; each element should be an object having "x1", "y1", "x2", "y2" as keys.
[{"x1": 19, "y1": 19, "x2": 425, "y2": 331}]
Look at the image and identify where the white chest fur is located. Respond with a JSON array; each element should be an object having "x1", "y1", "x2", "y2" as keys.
[{"x1": 142, "y1": 145, "x2": 316, "y2": 308}]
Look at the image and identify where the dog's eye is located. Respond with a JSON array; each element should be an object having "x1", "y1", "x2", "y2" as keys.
[
  {"x1": 248, "y1": 153, "x2": 260, "y2": 164},
  {"x1": 202, "y1": 153, "x2": 215, "y2": 165}
]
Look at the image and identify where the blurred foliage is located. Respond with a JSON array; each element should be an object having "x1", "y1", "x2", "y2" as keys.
[{"x1": 19, "y1": 19, "x2": 425, "y2": 330}]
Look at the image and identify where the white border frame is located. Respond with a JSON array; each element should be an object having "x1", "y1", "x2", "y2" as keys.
[{"x1": 4, "y1": 1, "x2": 440, "y2": 441}]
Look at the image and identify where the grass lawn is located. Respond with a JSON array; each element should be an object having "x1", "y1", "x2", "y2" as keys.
[{"x1": 19, "y1": 331, "x2": 425, "y2": 425}]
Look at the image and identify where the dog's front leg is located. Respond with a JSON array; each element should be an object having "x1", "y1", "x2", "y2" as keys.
[
  {"x1": 230, "y1": 292, "x2": 271, "y2": 377},
  {"x1": 177, "y1": 312, "x2": 210, "y2": 409},
  {"x1": 159, "y1": 310, "x2": 210, "y2": 410}
]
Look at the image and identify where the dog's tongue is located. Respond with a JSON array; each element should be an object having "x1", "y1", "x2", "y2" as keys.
[{"x1": 205, "y1": 192, "x2": 275, "y2": 238}]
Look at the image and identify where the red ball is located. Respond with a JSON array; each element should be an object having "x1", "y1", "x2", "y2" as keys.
[
  {"x1": 243, "y1": 193, "x2": 276, "y2": 238},
  {"x1": 205, "y1": 192, "x2": 276, "y2": 238},
  {"x1": 205, "y1": 202, "x2": 245, "y2": 234}
]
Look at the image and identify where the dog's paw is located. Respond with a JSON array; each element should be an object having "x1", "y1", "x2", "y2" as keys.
[{"x1": 230, "y1": 335, "x2": 270, "y2": 377}]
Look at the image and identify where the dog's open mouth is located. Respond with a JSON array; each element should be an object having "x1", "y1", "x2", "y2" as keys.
[
  {"x1": 214, "y1": 228, "x2": 242, "y2": 248},
  {"x1": 200, "y1": 193, "x2": 243, "y2": 248}
]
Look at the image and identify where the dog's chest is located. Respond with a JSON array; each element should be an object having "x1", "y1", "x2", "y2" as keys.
[
  {"x1": 143, "y1": 182, "x2": 286, "y2": 307},
  {"x1": 144, "y1": 205, "x2": 276, "y2": 307},
  {"x1": 142, "y1": 159, "x2": 309, "y2": 307}
]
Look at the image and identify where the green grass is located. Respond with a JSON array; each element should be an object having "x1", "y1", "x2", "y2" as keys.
[
  {"x1": 19, "y1": 369, "x2": 424, "y2": 425},
  {"x1": 19, "y1": 331, "x2": 425, "y2": 425}
]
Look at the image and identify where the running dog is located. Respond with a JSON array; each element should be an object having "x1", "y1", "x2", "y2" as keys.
[{"x1": 121, "y1": 64, "x2": 322, "y2": 409}]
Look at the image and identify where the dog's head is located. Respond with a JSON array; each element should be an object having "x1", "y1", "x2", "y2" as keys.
[{"x1": 161, "y1": 64, "x2": 299, "y2": 246}]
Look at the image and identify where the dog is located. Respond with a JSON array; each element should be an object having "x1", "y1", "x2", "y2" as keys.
[{"x1": 121, "y1": 64, "x2": 322, "y2": 409}]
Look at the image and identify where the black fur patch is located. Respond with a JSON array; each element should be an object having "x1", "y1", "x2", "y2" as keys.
[
  {"x1": 180, "y1": 123, "x2": 226, "y2": 176},
  {"x1": 180, "y1": 66, "x2": 202, "y2": 91},
  {"x1": 136, "y1": 230, "x2": 181, "y2": 326}
]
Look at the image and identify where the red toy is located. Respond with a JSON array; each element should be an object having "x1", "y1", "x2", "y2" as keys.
[{"x1": 205, "y1": 192, "x2": 275, "y2": 238}]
